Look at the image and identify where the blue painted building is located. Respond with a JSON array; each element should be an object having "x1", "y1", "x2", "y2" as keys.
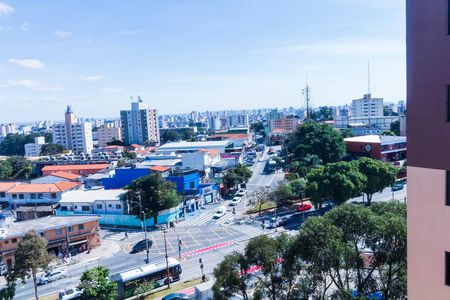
[{"x1": 103, "y1": 166, "x2": 170, "y2": 189}]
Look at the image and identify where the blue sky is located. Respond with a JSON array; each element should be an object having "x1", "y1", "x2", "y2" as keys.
[{"x1": 0, "y1": 0, "x2": 405, "y2": 122}]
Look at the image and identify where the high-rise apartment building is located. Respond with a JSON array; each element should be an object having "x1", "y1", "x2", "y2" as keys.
[
  {"x1": 407, "y1": 1, "x2": 450, "y2": 298},
  {"x1": 97, "y1": 125, "x2": 122, "y2": 147},
  {"x1": 120, "y1": 97, "x2": 160, "y2": 145},
  {"x1": 227, "y1": 114, "x2": 249, "y2": 128},
  {"x1": 52, "y1": 106, "x2": 93, "y2": 154},
  {"x1": 0, "y1": 124, "x2": 16, "y2": 137},
  {"x1": 351, "y1": 94, "x2": 383, "y2": 117}
]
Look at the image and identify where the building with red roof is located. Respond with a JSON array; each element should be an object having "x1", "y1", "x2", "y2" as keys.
[{"x1": 42, "y1": 164, "x2": 110, "y2": 176}]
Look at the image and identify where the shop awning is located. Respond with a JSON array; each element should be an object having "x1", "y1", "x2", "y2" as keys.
[{"x1": 69, "y1": 239, "x2": 87, "y2": 247}]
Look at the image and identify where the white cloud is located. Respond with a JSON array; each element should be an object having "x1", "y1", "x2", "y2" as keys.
[
  {"x1": 102, "y1": 87, "x2": 122, "y2": 93},
  {"x1": 54, "y1": 30, "x2": 72, "y2": 38},
  {"x1": 119, "y1": 29, "x2": 147, "y2": 35},
  {"x1": 0, "y1": 2, "x2": 14, "y2": 16},
  {"x1": 8, "y1": 58, "x2": 45, "y2": 69},
  {"x1": 20, "y1": 22, "x2": 29, "y2": 31},
  {"x1": 6, "y1": 79, "x2": 42, "y2": 88},
  {"x1": 79, "y1": 75, "x2": 103, "y2": 81},
  {"x1": 5, "y1": 79, "x2": 63, "y2": 91}
]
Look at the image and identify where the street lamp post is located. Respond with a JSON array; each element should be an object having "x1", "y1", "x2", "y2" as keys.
[
  {"x1": 163, "y1": 228, "x2": 171, "y2": 288},
  {"x1": 137, "y1": 192, "x2": 150, "y2": 264},
  {"x1": 199, "y1": 258, "x2": 205, "y2": 281}
]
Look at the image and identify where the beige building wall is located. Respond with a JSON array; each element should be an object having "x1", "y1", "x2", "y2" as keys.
[
  {"x1": 408, "y1": 166, "x2": 450, "y2": 299},
  {"x1": 97, "y1": 126, "x2": 122, "y2": 147}
]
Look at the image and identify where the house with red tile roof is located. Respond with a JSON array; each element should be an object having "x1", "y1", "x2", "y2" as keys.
[
  {"x1": 6, "y1": 181, "x2": 81, "y2": 208},
  {"x1": 42, "y1": 164, "x2": 110, "y2": 176},
  {"x1": 31, "y1": 171, "x2": 82, "y2": 184}
]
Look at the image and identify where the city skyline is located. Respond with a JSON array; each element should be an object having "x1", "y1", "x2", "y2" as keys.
[{"x1": 0, "y1": 0, "x2": 405, "y2": 122}]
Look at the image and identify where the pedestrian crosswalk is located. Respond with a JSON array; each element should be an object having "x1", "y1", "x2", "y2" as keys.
[
  {"x1": 176, "y1": 210, "x2": 236, "y2": 227},
  {"x1": 103, "y1": 231, "x2": 142, "y2": 241}
]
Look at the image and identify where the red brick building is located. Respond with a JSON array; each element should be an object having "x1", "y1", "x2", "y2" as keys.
[{"x1": 344, "y1": 135, "x2": 406, "y2": 162}]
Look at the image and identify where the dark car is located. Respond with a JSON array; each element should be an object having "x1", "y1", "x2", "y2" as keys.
[
  {"x1": 130, "y1": 239, "x2": 153, "y2": 254},
  {"x1": 391, "y1": 183, "x2": 404, "y2": 191},
  {"x1": 162, "y1": 293, "x2": 189, "y2": 300}
]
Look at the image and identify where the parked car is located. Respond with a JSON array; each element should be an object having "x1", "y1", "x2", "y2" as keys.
[
  {"x1": 162, "y1": 293, "x2": 189, "y2": 300},
  {"x1": 39, "y1": 269, "x2": 68, "y2": 285},
  {"x1": 213, "y1": 206, "x2": 227, "y2": 219},
  {"x1": 130, "y1": 239, "x2": 153, "y2": 254},
  {"x1": 236, "y1": 189, "x2": 247, "y2": 197},
  {"x1": 267, "y1": 217, "x2": 278, "y2": 228},
  {"x1": 230, "y1": 197, "x2": 242, "y2": 206},
  {"x1": 296, "y1": 203, "x2": 313, "y2": 212},
  {"x1": 59, "y1": 287, "x2": 83, "y2": 300}
]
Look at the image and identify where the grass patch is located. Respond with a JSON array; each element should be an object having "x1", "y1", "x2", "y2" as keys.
[
  {"x1": 145, "y1": 278, "x2": 202, "y2": 299},
  {"x1": 247, "y1": 201, "x2": 276, "y2": 214}
]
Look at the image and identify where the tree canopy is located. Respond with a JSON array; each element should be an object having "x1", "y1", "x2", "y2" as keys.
[
  {"x1": 390, "y1": 120, "x2": 400, "y2": 136},
  {"x1": 223, "y1": 164, "x2": 253, "y2": 190},
  {"x1": 79, "y1": 266, "x2": 118, "y2": 300},
  {"x1": 305, "y1": 161, "x2": 365, "y2": 206},
  {"x1": 284, "y1": 121, "x2": 346, "y2": 164},
  {"x1": 0, "y1": 156, "x2": 33, "y2": 179},
  {"x1": 12, "y1": 231, "x2": 51, "y2": 300},
  {"x1": 40, "y1": 143, "x2": 65, "y2": 156},
  {"x1": 125, "y1": 173, "x2": 181, "y2": 223},
  {"x1": 355, "y1": 158, "x2": 397, "y2": 205}
]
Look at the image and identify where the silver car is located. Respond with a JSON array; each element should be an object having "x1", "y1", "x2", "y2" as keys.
[{"x1": 39, "y1": 269, "x2": 68, "y2": 285}]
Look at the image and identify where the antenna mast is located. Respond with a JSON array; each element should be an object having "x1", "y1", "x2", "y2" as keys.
[{"x1": 302, "y1": 83, "x2": 312, "y2": 120}]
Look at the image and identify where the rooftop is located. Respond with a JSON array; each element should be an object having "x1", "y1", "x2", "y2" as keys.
[
  {"x1": 207, "y1": 133, "x2": 249, "y2": 140},
  {"x1": 42, "y1": 164, "x2": 110, "y2": 172},
  {"x1": 8, "y1": 182, "x2": 80, "y2": 193},
  {"x1": 60, "y1": 188, "x2": 126, "y2": 203},
  {"x1": 50, "y1": 171, "x2": 82, "y2": 181},
  {"x1": 344, "y1": 135, "x2": 407, "y2": 144},
  {"x1": 0, "y1": 182, "x2": 21, "y2": 192},
  {"x1": 2, "y1": 215, "x2": 100, "y2": 239},
  {"x1": 157, "y1": 141, "x2": 231, "y2": 150}
]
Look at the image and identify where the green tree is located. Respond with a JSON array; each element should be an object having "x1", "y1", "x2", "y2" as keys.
[
  {"x1": 284, "y1": 121, "x2": 346, "y2": 164},
  {"x1": 213, "y1": 252, "x2": 250, "y2": 300},
  {"x1": 305, "y1": 161, "x2": 365, "y2": 207},
  {"x1": 290, "y1": 154, "x2": 322, "y2": 178},
  {"x1": 390, "y1": 120, "x2": 400, "y2": 136},
  {"x1": 355, "y1": 158, "x2": 397, "y2": 205},
  {"x1": 0, "y1": 133, "x2": 39, "y2": 156},
  {"x1": 382, "y1": 130, "x2": 396, "y2": 136},
  {"x1": 311, "y1": 106, "x2": 333, "y2": 121},
  {"x1": 106, "y1": 139, "x2": 123, "y2": 146},
  {"x1": 288, "y1": 178, "x2": 306, "y2": 199},
  {"x1": 133, "y1": 280, "x2": 156, "y2": 299},
  {"x1": 223, "y1": 164, "x2": 252, "y2": 190},
  {"x1": 122, "y1": 150, "x2": 137, "y2": 159},
  {"x1": 0, "y1": 160, "x2": 13, "y2": 179},
  {"x1": 161, "y1": 130, "x2": 181, "y2": 143},
  {"x1": 251, "y1": 187, "x2": 272, "y2": 216},
  {"x1": 7, "y1": 156, "x2": 33, "y2": 179},
  {"x1": 12, "y1": 231, "x2": 51, "y2": 300},
  {"x1": 340, "y1": 128, "x2": 354, "y2": 138},
  {"x1": 126, "y1": 173, "x2": 181, "y2": 223},
  {"x1": 39, "y1": 143, "x2": 65, "y2": 156},
  {"x1": 79, "y1": 266, "x2": 118, "y2": 300},
  {"x1": 271, "y1": 183, "x2": 294, "y2": 206}
]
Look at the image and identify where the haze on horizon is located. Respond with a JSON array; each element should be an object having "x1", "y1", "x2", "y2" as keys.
[{"x1": 0, "y1": 0, "x2": 405, "y2": 122}]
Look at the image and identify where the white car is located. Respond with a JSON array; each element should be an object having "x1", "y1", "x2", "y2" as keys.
[
  {"x1": 230, "y1": 197, "x2": 242, "y2": 206},
  {"x1": 213, "y1": 206, "x2": 227, "y2": 219},
  {"x1": 236, "y1": 189, "x2": 247, "y2": 197},
  {"x1": 59, "y1": 287, "x2": 83, "y2": 300},
  {"x1": 39, "y1": 269, "x2": 68, "y2": 285}
]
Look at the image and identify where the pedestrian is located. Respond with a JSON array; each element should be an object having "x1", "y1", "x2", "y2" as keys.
[
  {"x1": 124, "y1": 232, "x2": 128, "y2": 239},
  {"x1": 202, "y1": 274, "x2": 207, "y2": 282}
]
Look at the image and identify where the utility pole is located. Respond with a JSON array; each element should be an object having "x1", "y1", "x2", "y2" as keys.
[
  {"x1": 302, "y1": 83, "x2": 312, "y2": 120},
  {"x1": 138, "y1": 192, "x2": 150, "y2": 264},
  {"x1": 163, "y1": 228, "x2": 171, "y2": 288}
]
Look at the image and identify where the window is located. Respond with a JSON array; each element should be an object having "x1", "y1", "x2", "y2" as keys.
[
  {"x1": 55, "y1": 228, "x2": 62, "y2": 235},
  {"x1": 447, "y1": 171, "x2": 450, "y2": 206},
  {"x1": 116, "y1": 204, "x2": 121, "y2": 209},
  {"x1": 81, "y1": 206, "x2": 90, "y2": 212},
  {"x1": 78, "y1": 224, "x2": 84, "y2": 230},
  {"x1": 31, "y1": 193, "x2": 36, "y2": 199},
  {"x1": 68, "y1": 226, "x2": 73, "y2": 232},
  {"x1": 40, "y1": 232, "x2": 44, "y2": 237},
  {"x1": 96, "y1": 204, "x2": 102, "y2": 209},
  {"x1": 11, "y1": 194, "x2": 17, "y2": 199},
  {"x1": 0, "y1": 192, "x2": 5, "y2": 198},
  {"x1": 61, "y1": 206, "x2": 68, "y2": 211},
  {"x1": 446, "y1": 252, "x2": 450, "y2": 286},
  {"x1": 11, "y1": 238, "x2": 17, "y2": 243},
  {"x1": 190, "y1": 181, "x2": 195, "y2": 189},
  {"x1": 19, "y1": 194, "x2": 24, "y2": 200},
  {"x1": 108, "y1": 204, "x2": 112, "y2": 208},
  {"x1": 51, "y1": 193, "x2": 57, "y2": 199},
  {"x1": 4, "y1": 240, "x2": 8, "y2": 244},
  {"x1": 38, "y1": 193, "x2": 43, "y2": 199}
]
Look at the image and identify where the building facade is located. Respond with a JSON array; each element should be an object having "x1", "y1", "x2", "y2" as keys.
[
  {"x1": 351, "y1": 94, "x2": 384, "y2": 117},
  {"x1": 52, "y1": 106, "x2": 94, "y2": 154},
  {"x1": 97, "y1": 125, "x2": 122, "y2": 147},
  {"x1": 120, "y1": 97, "x2": 160, "y2": 145},
  {"x1": 24, "y1": 136, "x2": 46, "y2": 157},
  {"x1": 407, "y1": 1, "x2": 450, "y2": 298}
]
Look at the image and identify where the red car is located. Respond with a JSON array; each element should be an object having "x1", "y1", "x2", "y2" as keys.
[{"x1": 296, "y1": 203, "x2": 312, "y2": 212}]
